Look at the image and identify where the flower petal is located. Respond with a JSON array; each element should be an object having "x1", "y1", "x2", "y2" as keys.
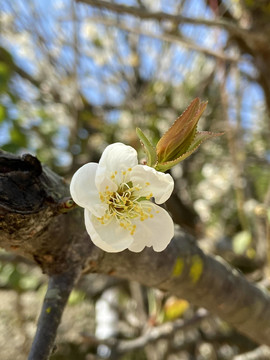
[
  {"x1": 131, "y1": 165, "x2": 174, "y2": 204},
  {"x1": 70, "y1": 163, "x2": 106, "y2": 217},
  {"x1": 95, "y1": 143, "x2": 138, "y2": 190},
  {"x1": 128, "y1": 204, "x2": 174, "y2": 252},
  {"x1": 84, "y1": 209, "x2": 133, "y2": 252}
]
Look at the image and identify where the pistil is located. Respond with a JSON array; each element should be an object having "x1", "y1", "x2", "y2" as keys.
[{"x1": 97, "y1": 170, "x2": 154, "y2": 235}]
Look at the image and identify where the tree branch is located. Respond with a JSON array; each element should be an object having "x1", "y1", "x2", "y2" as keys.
[
  {"x1": 76, "y1": 0, "x2": 239, "y2": 32},
  {"x1": 76, "y1": 0, "x2": 264, "y2": 45},
  {"x1": 116, "y1": 309, "x2": 208, "y2": 354},
  {"x1": 90, "y1": 229, "x2": 270, "y2": 346},
  {"x1": 81, "y1": 309, "x2": 208, "y2": 355},
  {"x1": 86, "y1": 16, "x2": 238, "y2": 62},
  {"x1": 28, "y1": 267, "x2": 81, "y2": 360},
  {"x1": 2, "y1": 151, "x2": 270, "y2": 348}
]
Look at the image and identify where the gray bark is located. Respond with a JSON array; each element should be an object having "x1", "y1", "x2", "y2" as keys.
[{"x1": 1, "y1": 150, "x2": 270, "y2": 352}]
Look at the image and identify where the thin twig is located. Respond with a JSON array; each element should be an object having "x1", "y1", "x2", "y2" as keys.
[
  {"x1": 28, "y1": 267, "x2": 81, "y2": 360},
  {"x1": 218, "y1": 62, "x2": 249, "y2": 232},
  {"x1": 81, "y1": 309, "x2": 209, "y2": 355},
  {"x1": 76, "y1": 0, "x2": 249, "y2": 37},
  {"x1": 87, "y1": 16, "x2": 238, "y2": 63},
  {"x1": 117, "y1": 309, "x2": 208, "y2": 354}
]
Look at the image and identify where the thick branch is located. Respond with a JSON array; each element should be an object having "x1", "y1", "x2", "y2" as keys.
[
  {"x1": 89, "y1": 230, "x2": 270, "y2": 346},
  {"x1": 28, "y1": 267, "x2": 81, "y2": 360},
  {"x1": 1, "y1": 151, "x2": 270, "y2": 347}
]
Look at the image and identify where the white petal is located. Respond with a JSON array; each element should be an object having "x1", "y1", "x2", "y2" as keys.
[
  {"x1": 128, "y1": 235, "x2": 147, "y2": 252},
  {"x1": 70, "y1": 163, "x2": 106, "y2": 217},
  {"x1": 84, "y1": 209, "x2": 133, "y2": 252},
  {"x1": 96, "y1": 143, "x2": 138, "y2": 189},
  {"x1": 129, "y1": 204, "x2": 174, "y2": 252},
  {"x1": 96, "y1": 173, "x2": 118, "y2": 193},
  {"x1": 131, "y1": 165, "x2": 174, "y2": 204}
]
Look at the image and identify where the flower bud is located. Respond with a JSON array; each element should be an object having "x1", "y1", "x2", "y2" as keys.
[
  {"x1": 156, "y1": 98, "x2": 207, "y2": 163},
  {"x1": 137, "y1": 98, "x2": 223, "y2": 173},
  {"x1": 154, "y1": 98, "x2": 223, "y2": 172}
]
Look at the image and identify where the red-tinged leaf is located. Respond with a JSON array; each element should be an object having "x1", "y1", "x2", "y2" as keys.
[
  {"x1": 156, "y1": 98, "x2": 207, "y2": 163},
  {"x1": 188, "y1": 131, "x2": 224, "y2": 151},
  {"x1": 155, "y1": 131, "x2": 224, "y2": 172}
]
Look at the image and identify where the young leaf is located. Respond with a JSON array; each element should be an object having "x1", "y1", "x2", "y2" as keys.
[
  {"x1": 155, "y1": 131, "x2": 224, "y2": 172},
  {"x1": 136, "y1": 127, "x2": 157, "y2": 167},
  {"x1": 156, "y1": 98, "x2": 207, "y2": 163}
]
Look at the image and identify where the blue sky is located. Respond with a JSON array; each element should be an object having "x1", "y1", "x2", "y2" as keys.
[{"x1": 0, "y1": 0, "x2": 265, "y2": 157}]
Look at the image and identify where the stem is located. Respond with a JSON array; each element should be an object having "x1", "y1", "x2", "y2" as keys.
[{"x1": 28, "y1": 267, "x2": 81, "y2": 360}]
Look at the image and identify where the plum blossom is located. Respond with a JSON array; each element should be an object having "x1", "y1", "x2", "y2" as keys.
[{"x1": 70, "y1": 143, "x2": 174, "y2": 252}]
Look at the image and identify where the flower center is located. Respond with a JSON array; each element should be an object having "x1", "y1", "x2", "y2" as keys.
[{"x1": 97, "y1": 170, "x2": 156, "y2": 235}]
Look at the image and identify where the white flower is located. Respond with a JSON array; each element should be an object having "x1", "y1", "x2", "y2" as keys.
[{"x1": 70, "y1": 143, "x2": 174, "y2": 253}]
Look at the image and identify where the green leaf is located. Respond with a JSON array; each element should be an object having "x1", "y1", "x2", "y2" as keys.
[
  {"x1": 0, "y1": 61, "x2": 11, "y2": 92},
  {"x1": 2, "y1": 143, "x2": 21, "y2": 153},
  {"x1": 0, "y1": 105, "x2": 5, "y2": 122},
  {"x1": 10, "y1": 126, "x2": 27, "y2": 147},
  {"x1": 232, "y1": 231, "x2": 252, "y2": 255},
  {"x1": 68, "y1": 289, "x2": 85, "y2": 305},
  {"x1": 155, "y1": 131, "x2": 224, "y2": 172},
  {"x1": 136, "y1": 127, "x2": 157, "y2": 167},
  {"x1": 188, "y1": 131, "x2": 224, "y2": 152}
]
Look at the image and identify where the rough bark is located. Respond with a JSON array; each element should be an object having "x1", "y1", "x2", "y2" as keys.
[
  {"x1": 1, "y1": 150, "x2": 270, "y2": 349},
  {"x1": 0, "y1": 150, "x2": 92, "y2": 275}
]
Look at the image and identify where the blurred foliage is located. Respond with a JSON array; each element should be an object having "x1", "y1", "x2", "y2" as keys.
[
  {"x1": 1, "y1": 0, "x2": 270, "y2": 359},
  {"x1": 163, "y1": 297, "x2": 189, "y2": 321}
]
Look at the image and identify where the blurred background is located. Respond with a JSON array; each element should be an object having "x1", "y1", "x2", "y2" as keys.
[{"x1": 1, "y1": 0, "x2": 270, "y2": 359}]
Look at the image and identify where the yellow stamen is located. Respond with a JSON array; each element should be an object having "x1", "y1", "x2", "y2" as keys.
[{"x1": 96, "y1": 174, "x2": 155, "y2": 235}]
